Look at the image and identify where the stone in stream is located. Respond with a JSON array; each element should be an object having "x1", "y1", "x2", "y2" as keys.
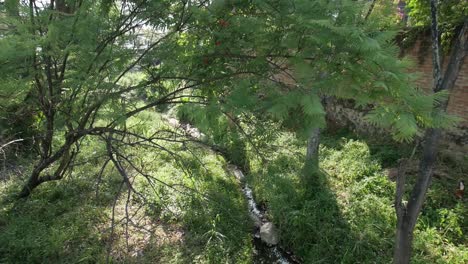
[
  {"x1": 163, "y1": 115, "x2": 290, "y2": 262},
  {"x1": 260, "y1": 222, "x2": 279, "y2": 245},
  {"x1": 167, "y1": 117, "x2": 180, "y2": 127},
  {"x1": 250, "y1": 213, "x2": 262, "y2": 228}
]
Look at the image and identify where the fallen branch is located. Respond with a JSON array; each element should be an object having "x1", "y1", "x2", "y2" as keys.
[{"x1": 0, "y1": 139, "x2": 24, "y2": 151}]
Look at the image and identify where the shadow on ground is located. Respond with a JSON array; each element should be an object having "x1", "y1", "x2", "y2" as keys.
[{"x1": 0, "y1": 141, "x2": 254, "y2": 264}]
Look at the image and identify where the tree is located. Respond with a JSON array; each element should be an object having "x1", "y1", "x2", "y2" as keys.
[
  {"x1": 0, "y1": 0, "x2": 441, "y2": 198},
  {"x1": 303, "y1": 0, "x2": 399, "y2": 168},
  {"x1": 188, "y1": 0, "x2": 439, "y2": 162},
  {"x1": 0, "y1": 0, "x2": 202, "y2": 197},
  {"x1": 393, "y1": 0, "x2": 467, "y2": 262}
]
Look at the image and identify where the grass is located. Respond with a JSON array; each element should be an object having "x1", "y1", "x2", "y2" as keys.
[
  {"x1": 0, "y1": 110, "x2": 253, "y2": 263},
  {"x1": 252, "y1": 135, "x2": 467, "y2": 263},
  {"x1": 177, "y1": 104, "x2": 468, "y2": 263},
  {"x1": 1, "y1": 103, "x2": 467, "y2": 263}
]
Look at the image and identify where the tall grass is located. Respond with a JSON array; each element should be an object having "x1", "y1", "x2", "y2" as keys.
[
  {"x1": 178, "y1": 104, "x2": 468, "y2": 263},
  {"x1": 0, "y1": 110, "x2": 253, "y2": 263}
]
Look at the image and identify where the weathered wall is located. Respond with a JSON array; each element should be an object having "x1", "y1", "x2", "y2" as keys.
[
  {"x1": 325, "y1": 38, "x2": 468, "y2": 153},
  {"x1": 406, "y1": 40, "x2": 468, "y2": 127},
  {"x1": 325, "y1": 98, "x2": 468, "y2": 152}
]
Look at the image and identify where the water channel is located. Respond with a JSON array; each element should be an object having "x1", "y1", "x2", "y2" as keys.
[{"x1": 163, "y1": 115, "x2": 299, "y2": 263}]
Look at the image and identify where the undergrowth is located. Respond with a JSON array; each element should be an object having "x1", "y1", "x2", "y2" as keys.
[
  {"x1": 1, "y1": 103, "x2": 466, "y2": 263},
  {"x1": 178, "y1": 104, "x2": 468, "y2": 264},
  {"x1": 0, "y1": 110, "x2": 253, "y2": 263}
]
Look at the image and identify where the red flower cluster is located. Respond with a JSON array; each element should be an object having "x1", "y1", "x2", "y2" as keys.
[{"x1": 218, "y1": 19, "x2": 229, "y2": 27}]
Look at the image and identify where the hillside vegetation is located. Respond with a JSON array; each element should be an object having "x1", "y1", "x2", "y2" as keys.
[
  {"x1": 178, "y1": 104, "x2": 468, "y2": 264},
  {"x1": 1, "y1": 106, "x2": 466, "y2": 263},
  {"x1": 1, "y1": 0, "x2": 467, "y2": 263},
  {"x1": 1, "y1": 111, "x2": 253, "y2": 263}
]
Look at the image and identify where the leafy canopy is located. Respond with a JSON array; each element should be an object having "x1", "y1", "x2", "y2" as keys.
[{"x1": 0, "y1": 0, "x2": 452, "y2": 197}]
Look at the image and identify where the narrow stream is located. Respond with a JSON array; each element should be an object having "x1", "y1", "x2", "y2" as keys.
[
  {"x1": 230, "y1": 166, "x2": 292, "y2": 264},
  {"x1": 163, "y1": 115, "x2": 299, "y2": 263}
]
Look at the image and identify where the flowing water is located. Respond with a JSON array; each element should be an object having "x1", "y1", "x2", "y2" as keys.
[
  {"x1": 163, "y1": 115, "x2": 298, "y2": 263},
  {"x1": 231, "y1": 166, "x2": 292, "y2": 264}
]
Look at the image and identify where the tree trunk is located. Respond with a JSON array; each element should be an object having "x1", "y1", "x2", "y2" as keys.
[
  {"x1": 393, "y1": 4, "x2": 467, "y2": 263},
  {"x1": 394, "y1": 218, "x2": 413, "y2": 264},
  {"x1": 304, "y1": 96, "x2": 327, "y2": 177},
  {"x1": 393, "y1": 129, "x2": 440, "y2": 263},
  {"x1": 302, "y1": 127, "x2": 321, "y2": 186},
  {"x1": 364, "y1": 0, "x2": 377, "y2": 21},
  {"x1": 306, "y1": 127, "x2": 320, "y2": 167},
  {"x1": 18, "y1": 170, "x2": 41, "y2": 198},
  {"x1": 18, "y1": 139, "x2": 74, "y2": 198}
]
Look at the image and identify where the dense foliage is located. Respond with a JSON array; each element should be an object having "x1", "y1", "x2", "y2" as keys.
[
  {"x1": 0, "y1": 0, "x2": 465, "y2": 263},
  {"x1": 178, "y1": 106, "x2": 468, "y2": 263},
  {"x1": 1, "y1": 111, "x2": 253, "y2": 263},
  {"x1": 399, "y1": 0, "x2": 467, "y2": 51}
]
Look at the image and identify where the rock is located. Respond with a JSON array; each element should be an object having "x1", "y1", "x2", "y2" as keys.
[
  {"x1": 260, "y1": 222, "x2": 279, "y2": 245},
  {"x1": 231, "y1": 167, "x2": 245, "y2": 180},
  {"x1": 250, "y1": 213, "x2": 262, "y2": 228},
  {"x1": 167, "y1": 118, "x2": 180, "y2": 127}
]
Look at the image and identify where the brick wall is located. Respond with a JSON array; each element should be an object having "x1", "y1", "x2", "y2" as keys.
[
  {"x1": 325, "y1": 40, "x2": 468, "y2": 151},
  {"x1": 273, "y1": 38, "x2": 468, "y2": 149},
  {"x1": 405, "y1": 40, "x2": 468, "y2": 127}
]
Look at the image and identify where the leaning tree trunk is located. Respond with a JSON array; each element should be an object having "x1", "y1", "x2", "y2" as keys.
[
  {"x1": 364, "y1": 0, "x2": 377, "y2": 21},
  {"x1": 18, "y1": 138, "x2": 74, "y2": 198},
  {"x1": 394, "y1": 129, "x2": 441, "y2": 264},
  {"x1": 18, "y1": 167, "x2": 42, "y2": 198},
  {"x1": 393, "y1": 2, "x2": 467, "y2": 263}
]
